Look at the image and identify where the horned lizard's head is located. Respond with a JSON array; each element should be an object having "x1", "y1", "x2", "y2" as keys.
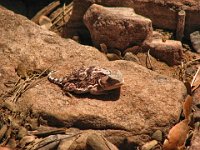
[{"x1": 98, "y1": 69, "x2": 124, "y2": 91}]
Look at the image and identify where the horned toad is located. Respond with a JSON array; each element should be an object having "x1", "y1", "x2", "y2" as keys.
[{"x1": 48, "y1": 66, "x2": 124, "y2": 95}]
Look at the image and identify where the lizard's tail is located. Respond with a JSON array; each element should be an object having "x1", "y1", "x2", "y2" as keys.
[{"x1": 48, "y1": 71, "x2": 63, "y2": 86}]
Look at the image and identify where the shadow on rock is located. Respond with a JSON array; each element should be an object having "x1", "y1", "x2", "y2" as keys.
[{"x1": 67, "y1": 88, "x2": 121, "y2": 101}]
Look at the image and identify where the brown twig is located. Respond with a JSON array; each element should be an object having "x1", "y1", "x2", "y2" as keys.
[
  {"x1": 176, "y1": 10, "x2": 186, "y2": 41},
  {"x1": 191, "y1": 66, "x2": 200, "y2": 87},
  {"x1": 185, "y1": 57, "x2": 200, "y2": 66},
  {"x1": 51, "y1": 2, "x2": 73, "y2": 28},
  {"x1": 3, "y1": 65, "x2": 53, "y2": 103},
  {"x1": 146, "y1": 49, "x2": 154, "y2": 70},
  {"x1": 51, "y1": 2, "x2": 73, "y2": 23},
  {"x1": 179, "y1": 61, "x2": 186, "y2": 82}
]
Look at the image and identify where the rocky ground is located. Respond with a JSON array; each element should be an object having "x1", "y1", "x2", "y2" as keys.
[{"x1": 0, "y1": 1, "x2": 200, "y2": 150}]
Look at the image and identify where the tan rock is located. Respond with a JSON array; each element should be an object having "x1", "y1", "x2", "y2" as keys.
[
  {"x1": 83, "y1": 4, "x2": 153, "y2": 51},
  {"x1": 0, "y1": 7, "x2": 187, "y2": 145}
]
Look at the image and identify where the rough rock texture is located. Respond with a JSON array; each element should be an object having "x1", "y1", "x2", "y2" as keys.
[
  {"x1": 65, "y1": 0, "x2": 200, "y2": 39},
  {"x1": 83, "y1": 4, "x2": 153, "y2": 51},
  {"x1": 0, "y1": 8, "x2": 187, "y2": 145},
  {"x1": 190, "y1": 31, "x2": 200, "y2": 53},
  {"x1": 143, "y1": 39, "x2": 183, "y2": 65}
]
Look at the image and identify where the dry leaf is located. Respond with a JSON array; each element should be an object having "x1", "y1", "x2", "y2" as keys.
[
  {"x1": 163, "y1": 119, "x2": 190, "y2": 150},
  {"x1": 183, "y1": 95, "x2": 193, "y2": 120}
]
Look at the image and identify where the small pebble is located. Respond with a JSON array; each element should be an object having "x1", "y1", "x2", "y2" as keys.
[
  {"x1": 29, "y1": 118, "x2": 39, "y2": 130},
  {"x1": 152, "y1": 130, "x2": 163, "y2": 142},
  {"x1": 106, "y1": 53, "x2": 121, "y2": 61},
  {"x1": 123, "y1": 52, "x2": 140, "y2": 63},
  {"x1": 141, "y1": 140, "x2": 158, "y2": 150}
]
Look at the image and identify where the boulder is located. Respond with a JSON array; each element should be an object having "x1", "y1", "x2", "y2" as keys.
[
  {"x1": 83, "y1": 4, "x2": 153, "y2": 51},
  {"x1": 143, "y1": 39, "x2": 183, "y2": 65},
  {"x1": 190, "y1": 31, "x2": 200, "y2": 53},
  {"x1": 65, "y1": 0, "x2": 200, "y2": 39},
  {"x1": 0, "y1": 7, "x2": 187, "y2": 146}
]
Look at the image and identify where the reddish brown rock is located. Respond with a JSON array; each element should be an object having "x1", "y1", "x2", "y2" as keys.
[
  {"x1": 0, "y1": 7, "x2": 187, "y2": 146},
  {"x1": 83, "y1": 4, "x2": 153, "y2": 51},
  {"x1": 143, "y1": 39, "x2": 183, "y2": 65},
  {"x1": 65, "y1": 0, "x2": 200, "y2": 39}
]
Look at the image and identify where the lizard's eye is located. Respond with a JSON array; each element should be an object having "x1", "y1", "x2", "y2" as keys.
[
  {"x1": 98, "y1": 76, "x2": 109, "y2": 87},
  {"x1": 106, "y1": 77, "x2": 119, "y2": 85}
]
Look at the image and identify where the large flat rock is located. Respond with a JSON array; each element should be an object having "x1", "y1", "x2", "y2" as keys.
[
  {"x1": 0, "y1": 7, "x2": 187, "y2": 145},
  {"x1": 19, "y1": 60, "x2": 186, "y2": 131}
]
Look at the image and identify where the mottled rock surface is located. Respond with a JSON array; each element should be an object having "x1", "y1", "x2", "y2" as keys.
[
  {"x1": 0, "y1": 7, "x2": 187, "y2": 145},
  {"x1": 190, "y1": 31, "x2": 200, "y2": 53},
  {"x1": 83, "y1": 4, "x2": 153, "y2": 51}
]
